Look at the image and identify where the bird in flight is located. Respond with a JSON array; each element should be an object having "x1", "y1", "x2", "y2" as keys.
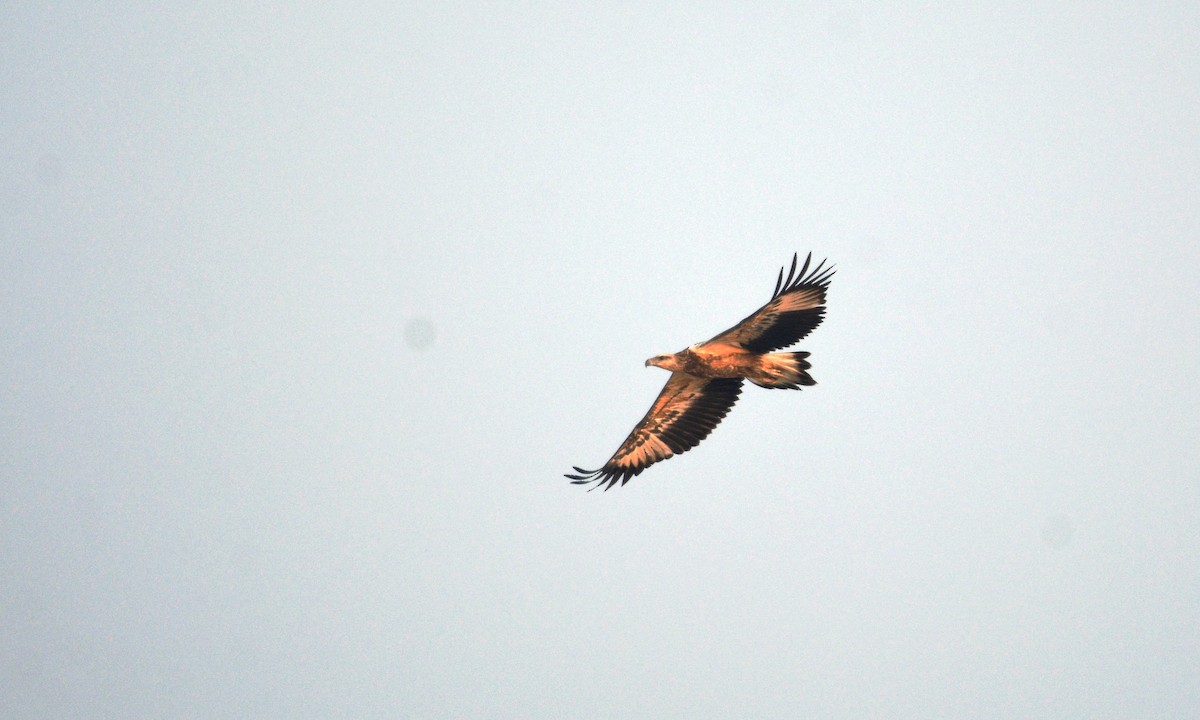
[{"x1": 566, "y1": 252, "x2": 834, "y2": 490}]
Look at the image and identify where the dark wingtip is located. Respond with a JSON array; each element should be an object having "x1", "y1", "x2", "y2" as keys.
[
  {"x1": 566, "y1": 465, "x2": 603, "y2": 483},
  {"x1": 771, "y1": 252, "x2": 836, "y2": 295},
  {"x1": 802, "y1": 257, "x2": 835, "y2": 288},
  {"x1": 773, "y1": 253, "x2": 800, "y2": 299},
  {"x1": 567, "y1": 465, "x2": 617, "y2": 489},
  {"x1": 776, "y1": 251, "x2": 837, "y2": 297}
]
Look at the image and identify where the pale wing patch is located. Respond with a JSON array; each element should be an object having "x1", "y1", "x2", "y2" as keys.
[
  {"x1": 772, "y1": 288, "x2": 824, "y2": 312},
  {"x1": 621, "y1": 434, "x2": 674, "y2": 468},
  {"x1": 690, "y1": 341, "x2": 748, "y2": 357}
]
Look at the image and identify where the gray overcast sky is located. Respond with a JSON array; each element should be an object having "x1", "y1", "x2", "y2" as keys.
[{"x1": 3, "y1": 3, "x2": 1198, "y2": 718}]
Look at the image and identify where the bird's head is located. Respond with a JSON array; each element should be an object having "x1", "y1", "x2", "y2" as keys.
[{"x1": 645, "y1": 353, "x2": 680, "y2": 371}]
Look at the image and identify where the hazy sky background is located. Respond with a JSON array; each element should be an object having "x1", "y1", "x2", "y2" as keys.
[{"x1": 3, "y1": 3, "x2": 1198, "y2": 718}]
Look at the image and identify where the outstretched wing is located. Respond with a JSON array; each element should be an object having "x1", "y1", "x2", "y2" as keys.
[
  {"x1": 566, "y1": 373, "x2": 744, "y2": 490},
  {"x1": 703, "y1": 252, "x2": 835, "y2": 353}
]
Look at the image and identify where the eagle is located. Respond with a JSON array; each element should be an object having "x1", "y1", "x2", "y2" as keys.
[{"x1": 566, "y1": 252, "x2": 834, "y2": 490}]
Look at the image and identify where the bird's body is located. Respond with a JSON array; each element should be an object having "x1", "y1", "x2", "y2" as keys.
[
  {"x1": 567, "y1": 252, "x2": 834, "y2": 490},
  {"x1": 652, "y1": 343, "x2": 811, "y2": 387},
  {"x1": 650, "y1": 345, "x2": 750, "y2": 377}
]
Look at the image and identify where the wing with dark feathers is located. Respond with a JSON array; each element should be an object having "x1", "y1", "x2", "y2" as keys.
[
  {"x1": 703, "y1": 252, "x2": 835, "y2": 354},
  {"x1": 565, "y1": 374, "x2": 744, "y2": 491}
]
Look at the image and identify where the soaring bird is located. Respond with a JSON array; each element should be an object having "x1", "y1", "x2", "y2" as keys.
[{"x1": 566, "y1": 252, "x2": 834, "y2": 490}]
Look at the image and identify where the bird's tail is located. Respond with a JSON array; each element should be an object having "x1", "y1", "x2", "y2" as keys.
[{"x1": 749, "y1": 351, "x2": 817, "y2": 390}]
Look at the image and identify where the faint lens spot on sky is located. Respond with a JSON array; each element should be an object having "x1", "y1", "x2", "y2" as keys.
[
  {"x1": 404, "y1": 316, "x2": 436, "y2": 351},
  {"x1": 34, "y1": 152, "x2": 64, "y2": 187},
  {"x1": 1040, "y1": 514, "x2": 1075, "y2": 549}
]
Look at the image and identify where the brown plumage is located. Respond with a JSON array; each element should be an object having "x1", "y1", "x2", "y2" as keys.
[{"x1": 566, "y1": 252, "x2": 834, "y2": 490}]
